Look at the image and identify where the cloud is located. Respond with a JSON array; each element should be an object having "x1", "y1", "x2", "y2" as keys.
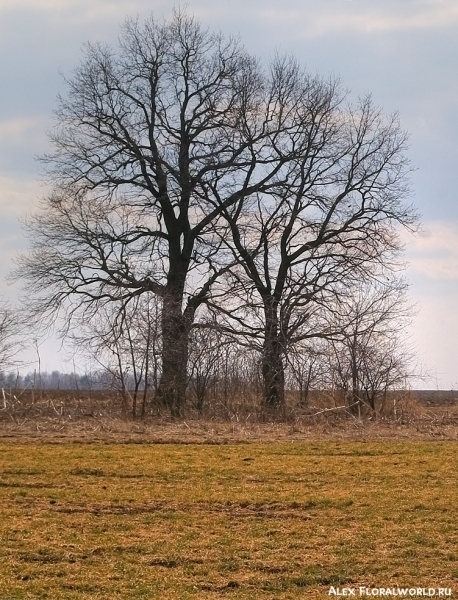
[
  {"x1": 2, "y1": 0, "x2": 458, "y2": 37},
  {"x1": 0, "y1": 176, "x2": 40, "y2": 300},
  {"x1": 0, "y1": 0, "x2": 170, "y2": 23},
  {"x1": 0, "y1": 116, "x2": 47, "y2": 145},
  {"x1": 403, "y1": 218, "x2": 458, "y2": 388},
  {"x1": 0, "y1": 0, "x2": 132, "y2": 13},
  {"x1": 0, "y1": 175, "x2": 41, "y2": 217},
  {"x1": 324, "y1": 3, "x2": 458, "y2": 34},
  {"x1": 254, "y1": 2, "x2": 458, "y2": 38},
  {"x1": 408, "y1": 290, "x2": 458, "y2": 389},
  {"x1": 405, "y1": 221, "x2": 458, "y2": 280},
  {"x1": 0, "y1": 117, "x2": 49, "y2": 177},
  {"x1": 0, "y1": 176, "x2": 37, "y2": 292},
  {"x1": 189, "y1": 0, "x2": 458, "y2": 40}
]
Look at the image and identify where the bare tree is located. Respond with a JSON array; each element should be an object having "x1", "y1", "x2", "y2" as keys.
[
  {"x1": 187, "y1": 322, "x2": 224, "y2": 415},
  {"x1": 72, "y1": 294, "x2": 160, "y2": 418},
  {"x1": 325, "y1": 276, "x2": 415, "y2": 416},
  {"x1": 286, "y1": 340, "x2": 328, "y2": 407},
  {"x1": 17, "y1": 11, "x2": 373, "y2": 417},
  {"x1": 206, "y1": 81, "x2": 417, "y2": 410},
  {"x1": 0, "y1": 300, "x2": 23, "y2": 378}
]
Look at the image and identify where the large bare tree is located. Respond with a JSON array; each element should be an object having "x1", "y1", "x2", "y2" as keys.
[
  {"x1": 16, "y1": 11, "x2": 337, "y2": 416},
  {"x1": 208, "y1": 90, "x2": 417, "y2": 409},
  {"x1": 15, "y1": 11, "x2": 417, "y2": 415}
]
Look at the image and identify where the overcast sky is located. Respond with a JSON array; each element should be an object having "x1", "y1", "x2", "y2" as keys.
[{"x1": 1, "y1": 0, "x2": 457, "y2": 387}]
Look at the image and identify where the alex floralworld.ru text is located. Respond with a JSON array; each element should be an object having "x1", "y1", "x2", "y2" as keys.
[{"x1": 328, "y1": 587, "x2": 452, "y2": 597}]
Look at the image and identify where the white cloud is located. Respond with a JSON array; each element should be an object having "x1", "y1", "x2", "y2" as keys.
[
  {"x1": 409, "y1": 291, "x2": 458, "y2": 389},
  {"x1": 2, "y1": 0, "x2": 458, "y2": 36},
  {"x1": 0, "y1": 0, "x2": 128, "y2": 11},
  {"x1": 191, "y1": 0, "x2": 458, "y2": 37},
  {"x1": 0, "y1": 116, "x2": 47, "y2": 146},
  {"x1": 0, "y1": 176, "x2": 38, "y2": 293},
  {"x1": 405, "y1": 221, "x2": 458, "y2": 280},
  {"x1": 0, "y1": 117, "x2": 50, "y2": 180},
  {"x1": 0, "y1": 176, "x2": 41, "y2": 217},
  {"x1": 403, "y1": 219, "x2": 458, "y2": 388},
  {"x1": 0, "y1": 0, "x2": 169, "y2": 22},
  {"x1": 328, "y1": 3, "x2": 458, "y2": 34}
]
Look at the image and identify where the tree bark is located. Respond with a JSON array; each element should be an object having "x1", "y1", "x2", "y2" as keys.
[
  {"x1": 349, "y1": 341, "x2": 361, "y2": 417},
  {"x1": 261, "y1": 298, "x2": 285, "y2": 411},
  {"x1": 157, "y1": 276, "x2": 193, "y2": 418}
]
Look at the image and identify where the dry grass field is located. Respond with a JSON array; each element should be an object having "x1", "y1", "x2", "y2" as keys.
[
  {"x1": 1, "y1": 388, "x2": 458, "y2": 443},
  {"x1": 1, "y1": 439, "x2": 457, "y2": 599}
]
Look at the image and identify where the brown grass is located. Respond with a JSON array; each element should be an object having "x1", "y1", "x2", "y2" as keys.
[
  {"x1": 1, "y1": 440, "x2": 457, "y2": 598},
  {"x1": 1, "y1": 388, "x2": 458, "y2": 444}
]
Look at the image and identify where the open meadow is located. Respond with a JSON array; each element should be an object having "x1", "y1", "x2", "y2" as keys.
[{"x1": 1, "y1": 439, "x2": 457, "y2": 599}]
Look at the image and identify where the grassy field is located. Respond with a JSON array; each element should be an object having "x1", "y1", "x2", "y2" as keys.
[{"x1": 1, "y1": 440, "x2": 457, "y2": 599}]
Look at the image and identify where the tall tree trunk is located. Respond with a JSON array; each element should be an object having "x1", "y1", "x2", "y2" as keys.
[
  {"x1": 262, "y1": 297, "x2": 285, "y2": 411},
  {"x1": 349, "y1": 341, "x2": 361, "y2": 417},
  {"x1": 157, "y1": 280, "x2": 192, "y2": 418}
]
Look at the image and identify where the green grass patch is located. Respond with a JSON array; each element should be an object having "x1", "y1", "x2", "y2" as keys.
[{"x1": 0, "y1": 441, "x2": 457, "y2": 598}]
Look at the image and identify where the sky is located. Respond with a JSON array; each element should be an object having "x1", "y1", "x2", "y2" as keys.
[{"x1": 0, "y1": 0, "x2": 457, "y2": 387}]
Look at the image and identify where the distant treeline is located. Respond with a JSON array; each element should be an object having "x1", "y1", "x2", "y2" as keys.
[{"x1": 0, "y1": 370, "x2": 102, "y2": 391}]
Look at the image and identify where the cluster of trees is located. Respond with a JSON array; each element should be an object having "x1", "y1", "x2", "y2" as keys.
[
  {"x1": 65, "y1": 279, "x2": 414, "y2": 418},
  {"x1": 9, "y1": 11, "x2": 417, "y2": 418}
]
